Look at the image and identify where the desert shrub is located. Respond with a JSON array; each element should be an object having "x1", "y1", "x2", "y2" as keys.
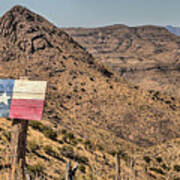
[
  {"x1": 143, "y1": 156, "x2": 151, "y2": 163},
  {"x1": 156, "y1": 156, "x2": 163, "y2": 163},
  {"x1": 67, "y1": 132, "x2": 74, "y2": 139},
  {"x1": 71, "y1": 139, "x2": 78, "y2": 146},
  {"x1": 44, "y1": 145, "x2": 58, "y2": 157},
  {"x1": 59, "y1": 145, "x2": 74, "y2": 159},
  {"x1": 154, "y1": 91, "x2": 160, "y2": 97},
  {"x1": 84, "y1": 139, "x2": 93, "y2": 150},
  {"x1": 79, "y1": 164, "x2": 86, "y2": 173},
  {"x1": 96, "y1": 144, "x2": 104, "y2": 151},
  {"x1": 30, "y1": 121, "x2": 44, "y2": 131},
  {"x1": 30, "y1": 121, "x2": 57, "y2": 140},
  {"x1": 62, "y1": 132, "x2": 77, "y2": 145},
  {"x1": 174, "y1": 165, "x2": 180, "y2": 172},
  {"x1": 77, "y1": 138, "x2": 82, "y2": 143},
  {"x1": 161, "y1": 163, "x2": 170, "y2": 171},
  {"x1": 58, "y1": 139, "x2": 64, "y2": 144},
  {"x1": 75, "y1": 155, "x2": 89, "y2": 165},
  {"x1": 44, "y1": 145, "x2": 65, "y2": 162},
  {"x1": 109, "y1": 85, "x2": 113, "y2": 89},
  {"x1": 28, "y1": 141, "x2": 40, "y2": 152},
  {"x1": 61, "y1": 129, "x2": 67, "y2": 134},
  {"x1": 100, "y1": 66, "x2": 113, "y2": 78},
  {"x1": 108, "y1": 150, "x2": 117, "y2": 156},
  {"x1": 152, "y1": 91, "x2": 160, "y2": 100},
  {"x1": 27, "y1": 162, "x2": 45, "y2": 176},
  {"x1": 134, "y1": 85, "x2": 139, "y2": 89},
  {"x1": 43, "y1": 126, "x2": 57, "y2": 140},
  {"x1": 165, "y1": 100, "x2": 171, "y2": 104}
]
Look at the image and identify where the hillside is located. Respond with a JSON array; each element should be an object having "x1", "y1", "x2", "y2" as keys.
[
  {"x1": 64, "y1": 25, "x2": 180, "y2": 98},
  {"x1": 0, "y1": 6, "x2": 180, "y2": 179}
]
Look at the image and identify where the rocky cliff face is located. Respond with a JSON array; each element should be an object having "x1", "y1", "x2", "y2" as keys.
[{"x1": 64, "y1": 25, "x2": 180, "y2": 98}]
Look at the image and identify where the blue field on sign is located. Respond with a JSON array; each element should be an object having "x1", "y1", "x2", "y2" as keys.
[{"x1": 0, "y1": 79, "x2": 14, "y2": 117}]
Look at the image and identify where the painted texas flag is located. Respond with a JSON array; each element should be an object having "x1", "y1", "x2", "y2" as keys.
[{"x1": 0, "y1": 79, "x2": 47, "y2": 121}]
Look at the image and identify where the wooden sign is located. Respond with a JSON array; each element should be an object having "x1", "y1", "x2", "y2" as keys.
[{"x1": 0, "y1": 79, "x2": 47, "y2": 120}]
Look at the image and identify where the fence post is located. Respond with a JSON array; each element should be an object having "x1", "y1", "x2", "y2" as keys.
[
  {"x1": 116, "y1": 153, "x2": 121, "y2": 180},
  {"x1": 10, "y1": 76, "x2": 29, "y2": 180},
  {"x1": 10, "y1": 119, "x2": 29, "y2": 180},
  {"x1": 66, "y1": 161, "x2": 78, "y2": 180}
]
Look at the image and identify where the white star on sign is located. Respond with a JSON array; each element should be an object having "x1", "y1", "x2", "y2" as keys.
[{"x1": 0, "y1": 92, "x2": 11, "y2": 105}]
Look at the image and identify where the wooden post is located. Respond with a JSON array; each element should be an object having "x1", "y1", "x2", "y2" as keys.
[
  {"x1": 116, "y1": 153, "x2": 121, "y2": 180},
  {"x1": 11, "y1": 120, "x2": 29, "y2": 180},
  {"x1": 65, "y1": 161, "x2": 78, "y2": 180},
  {"x1": 10, "y1": 76, "x2": 29, "y2": 180}
]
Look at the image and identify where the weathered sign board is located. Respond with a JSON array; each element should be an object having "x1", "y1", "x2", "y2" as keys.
[{"x1": 0, "y1": 79, "x2": 47, "y2": 120}]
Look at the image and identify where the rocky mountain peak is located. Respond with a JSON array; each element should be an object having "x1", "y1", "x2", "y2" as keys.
[{"x1": 0, "y1": 5, "x2": 60, "y2": 54}]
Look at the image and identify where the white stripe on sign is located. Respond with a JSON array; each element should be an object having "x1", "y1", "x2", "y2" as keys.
[{"x1": 12, "y1": 80, "x2": 47, "y2": 100}]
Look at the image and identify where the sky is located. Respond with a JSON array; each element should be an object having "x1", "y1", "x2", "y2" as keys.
[{"x1": 0, "y1": 0, "x2": 180, "y2": 28}]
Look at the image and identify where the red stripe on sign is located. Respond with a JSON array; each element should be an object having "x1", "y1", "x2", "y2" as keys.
[{"x1": 9, "y1": 99, "x2": 44, "y2": 120}]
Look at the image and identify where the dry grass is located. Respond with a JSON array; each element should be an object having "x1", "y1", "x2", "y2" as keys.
[
  {"x1": 0, "y1": 118, "x2": 118, "y2": 179},
  {"x1": 0, "y1": 117, "x2": 179, "y2": 180}
]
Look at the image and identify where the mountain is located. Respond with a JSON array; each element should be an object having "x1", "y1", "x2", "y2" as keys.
[
  {"x1": 0, "y1": 6, "x2": 180, "y2": 179},
  {"x1": 166, "y1": 25, "x2": 180, "y2": 36},
  {"x1": 64, "y1": 25, "x2": 180, "y2": 99}
]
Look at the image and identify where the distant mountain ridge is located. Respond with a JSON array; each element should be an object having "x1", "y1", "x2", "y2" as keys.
[
  {"x1": 166, "y1": 25, "x2": 180, "y2": 36},
  {"x1": 64, "y1": 24, "x2": 180, "y2": 98}
]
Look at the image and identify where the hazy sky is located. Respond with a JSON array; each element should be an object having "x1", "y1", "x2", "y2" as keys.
[{"x1": 1, "y1": 0, "x2": 180, "y2": 28}]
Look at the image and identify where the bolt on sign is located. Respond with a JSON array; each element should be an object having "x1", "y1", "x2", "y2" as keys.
[{"x1": 0, "y1": 79, "x2": 47, "y2": 120}]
